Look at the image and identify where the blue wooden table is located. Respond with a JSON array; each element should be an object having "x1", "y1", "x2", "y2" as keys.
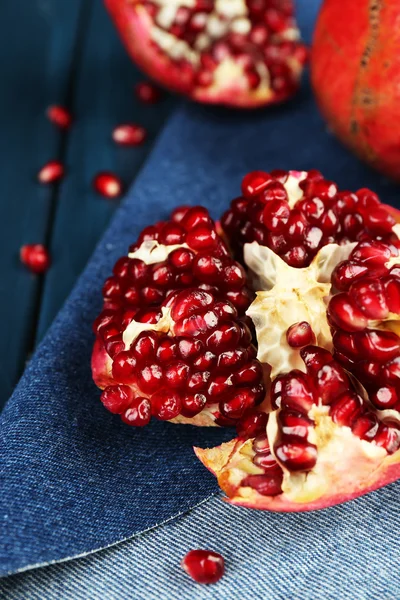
[{"x1": 0, "y1": 1, "x2": 176, "y2": 407}]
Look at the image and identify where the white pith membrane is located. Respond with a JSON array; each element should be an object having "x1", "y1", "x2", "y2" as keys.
[
  {"x1": 196, "y1": 179, "x2": 400, "y2": 507},
  {"x1": 143, "y1": 0, "x2": 302, "y2": 96}
]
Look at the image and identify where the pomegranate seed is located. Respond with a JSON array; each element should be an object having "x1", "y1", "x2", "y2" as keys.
[
  {"x1": 38, "y1": 160, "x2": 64, "y2": 184},
  {"x1": 182, "y1": 550, "x2": 224, "y2": 585},
  {"x1": 241, "y1": 171, "x2": 271, "y2": 198},
  {"x1": 236, "y1": 411, "x2": 268, "y2": 439},
  {"x1": 122, "y1": 397, "x2": 151, "y2": 426},
  {"x1": 274, "y1": 438, "x2": 317, "y2": 472},
  {"x1": 20, "y1": 244, "x2": 50, "y2": 274},
  {"x1": 135, "y1": 81, "x2": 162, "y2": 103},
  {"x1": 93, "y1": 172, "x2": 123, "y2": 198},
  {"x1": 286, "y1": 322, "x2": 315, "y2": 347},
  {"x1": 242, "y1": 472, "x2": 283, "y2": 496},
  {"x1": 151, "y1": 390, "x2": 182, "y2": 420},
  {"x1": 112, "y1": 124, "x2": 147, "y2": 146},
  {"x1": 46, "y1": 105, "x2": 72, "y2": 129},
  {"x1": 101, "y1": 384, "x2": 133, "y2": 414}
]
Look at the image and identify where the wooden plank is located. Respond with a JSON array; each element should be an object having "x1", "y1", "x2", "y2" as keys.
[
  {"x1": 0, "y1": 0, "x2": 85, "y2": 405},
  {"x1": 35, "y1": 0, "x2": 174, "y2": 343}
]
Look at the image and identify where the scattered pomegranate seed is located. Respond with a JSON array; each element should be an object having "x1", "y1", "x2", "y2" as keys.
[
  {"x1": 182, "y1": 550, "x2": 225, "y2": 584},
  {"x1": 20, "y1": 244, "x2": 50, "y2": 274},
  {"x1": 37, "y1": 160, "x2": 64, "y2": 184},
  {"x1": 286, "y1": 322, "x2": 315, "y2": 347},
  {"x1": 112, "y1": 124, "x2": 147, "y2": 146},
  {"x1": 46, "y1": 105, "x2": 72, "y2": 129},
  {"x1": 93, "y1": 172, "x2": 123, "y2": 199},
  {"x1": 135, "y1": 81, "x2": 162, "y2": 103}
]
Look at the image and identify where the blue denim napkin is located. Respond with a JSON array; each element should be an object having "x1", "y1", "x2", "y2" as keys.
[{"x1": 2, "y1": 0, "x2": 400, "y2": 587}]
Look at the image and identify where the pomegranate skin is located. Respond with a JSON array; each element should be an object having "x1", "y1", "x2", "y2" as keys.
[
  {"x1": 105, "y1": 0, "x2": 306, "y2": 108},
  {"x1": 311, "y1": 0, "x2": 400, "y2": 181}
]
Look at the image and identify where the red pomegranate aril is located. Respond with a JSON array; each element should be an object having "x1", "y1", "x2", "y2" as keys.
[
  {"x1": 274, "y1": 438, "x2": 318, "y2": 472},
  {"x1": 374, "y1": 423, "x2": 400, "y2": 454},
  {"x1": 151, "y1": 390, "x2": 182, "y2": 420},
  {"x1": 286, "y1": 322, "x2": 315, "y2": 348},
  {"x1": 132, "y1": 332, "x2": 158, "y2": 360},
  {"x1": 352, "y1": 412, "x2": 380, "y2": 441},
  {"x1": 316, "y1": 363, "x2": 348, "y2": 405},
  {"x1": 279, "y1": 371, "x2": 315, "y2": 413},
  {"x1": 165, "y1": 361, "x2": 190, "y2": 388},
  {"x1": 112, "y1": 124, "x2": 147, "y2": 146},
  {"x1": 112, "y1": 351, "x2": 137, "y2": 383},
  {"x1": 138, "y1": 363, "x2": 163, "y2": 394},
  {"x1": 383, "y1": 357, "x2": 400, "y2": 384},
  {"x1": 93, "y1": 172, "x2": 123, "y2": 198},
  {"x1": 20, "y1": 244, "x2": 50, "y2": 274},
  {"x1": 371, "y1": 386, "x2": 399, "y2": 409},
  {"x1": 356, "y1": 330, "x2": 400, "y2": 362},
  {"x1": 182, "y1": 549, "x2": 224, "y2": 585},
  {"x1": 186, "y1": 226, "x2": 217, "y2": 251},
  {"x1": 383, "y1": 277, "x2": 400, "y2": 313},
  {"x1": 135, "y1": 81, "x2": 162, "y2": 104},
  {"x1": 263, "y1": 198, "x2": 290, "y2": 232},
  {"x1": 364, "y1": 208, "x2": 395, "y2": 233},
  {"x1": 242, "y1": 472, "x2": 283, "y2": 496},
  {"x1": 38, "y1": 160, "x2": 64, "y2": 184},
  {"x1": 350, "y1": 279, "x2": 388, "y2": 320},
  {"x1": 279, "y1": 410, "x2": 313, "y2": 439},
  {"x1": 328, "y1": 294, "x2": 368, "y2": 331},
  {"x1": 330, "y1": 392, "x2": 363, "y2": 426},
  {"x1": 332, "y1": 262, "x2": 370, "y2": 292},
  {"x1": 236, "y1": 411, "x2": 268, "y2": 439},
  {"x1": 350, "y1": 241, "x2": 392, "y2": 266},
  {"x1": 241, "y1": 171, "x2": 271, "y2": 198},
  {"x1": 46, "y1": 105, "x2": 72, "y2": 129},
  {"x1": 122, "y1": 397, "x2": 151, "y2": 426},
  {"x1": 221, "y1": 389, "x2": 256, "y2": 420},
  {"x1": 101, "y1": 384, "x2": 133, "y2": 414},
  {"x1": 181, "y1": 393, "x2": 207, "y2": 417}
]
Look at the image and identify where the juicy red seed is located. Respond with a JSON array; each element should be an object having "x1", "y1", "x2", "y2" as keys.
[
  {"x1": 151, "y1": 390, "x2": 182, "y2": 420},
  {"x1": 263, "y1": 198, "x2": 290, "y2": 232},
  {"x1": 157, "y1": 339, "x2": 177, "y2": 362},
  {"x1": 233, "y1": 361, "x2": 263, "y2": 385},
  {"x1": 186, "y1": 226, "x2": 217, "y2": 251},
  {"x1": 278, "y1": 409, "x2": 313, "y2": 438},
  {"x1": 332, "y1": 262, "x2": 370, "y2": 292},
  {"x1": 121, "y1": 397, "x2": 151, "y2": 426},
  {"x1": 316, "y1": 363, "x2": 349, "y2": 405},
  {"x1": 112, "y1": 124, "x2": 147, "y2": 146},
  {"x1": 328, "y1": 293, "x2": 368, "y2": 332},
  {"x1": 356, "y1": 188, "x2": 381, "y2": 209},
  {"x1": 236, "y1": 411, "x2": 268, "y2": 439},
  {"x1": 329, "y1": 391, "x2": 363, "y2": 426},
  {"x1": 383, "y1": 357, "x2": 400, "y2": 383},
  {"x1": 350, "y1": 241, "x2": 392, "y2": 266},
  {"x1": 352, "y1": 412, "x2": 380, "y2": 440},
  {"x1": 20, "y1": 244, "x2": 50, "y2": 274},
  {"x1": 182, "y1": 206, "x2": 212, "y2": 230},
  {"x1": 171, "y1": 289, "x2": 214, "y2": 322},
  {"x1": 132, "y1": 332, "x2": 158, "y2": 359},
  {"x1": 135, "y1": 81, "x2": 162, "y2": 104},
  {"x1": 171, "y1": 205, "x2": 191, "y2": 223},
  {"x1": 242, "y1": 472, "x2": 283, "y2": 496},
  {"x1": 374, "y1": 422, "x2": 400, "y2": 453},
  {"x1": 101, "y1": 384, "x2": 133, "y2": 414},
  {"x1": 286, "y1": 322, "x2": 315, "y2": 348},
  {"x1": 169, "y1": 248, "x2": 194, "y2": 270},
  {"x1": 180, "y1": 393, "x2": 207, "y2": 417},
  {"x1": 182, "y1": 550, "x2": 224, "y2": 585},
  {"x1": 278, "y1": 371, "x2": 315, "y2": 413},
  {"x1": 356, "y1": 330, "x2": 400, "y2": 362},
  {"x1": 93, "y1": 172, "x2": 123, "y2": 198},
  {"x1": 46, "y1": 105, "x2": 72, "y2": 128},
  {"x1": 281, "y1": 245, "x2": 308, "y2": 268},
  {"x1": 129, "y1": 259, "x2": 149, "y2": 283},
  {"x1": 349, "y1": 279, "x2": 388, "y2": 320},
  {"x1": 165, "y1": 361, "x2": 190, "y2": 388},
  {"x1": 206, "y1": 322, "x2": 241, "y2": 352},
  {"x1": 138, "y1": 363, "x2": 163, "y2": 393},
  {"x1": 112, "y1": 351, "x2": 137, "y2": 383},
  {"x1": 178, "y1": 338, "x2": 202, "y2": 360},
  {"x1": 113, "y1": 256, "x2": 130, "y2": 278},
  {"x1": 241, "y1": 171, "x2": 271, "y2": 198},
  {"x1": 371, "y1": 386, "x2": 398, "y2": 409},
  {"x1": 384, "y1": 277, "x2": 400, "y2": 313},
  {"x1": 38, "y1": 160, "x2": 64, "y2": 183},
  {"x1": 300, "y1": 345, "x2": 333, "y2": 373},
  {"x1": 274, "y1": 438, "x2": 317, "y2": 472},
  {"x1": 364, "y1": 207, "x2": 395, "y2": 233},
  {"x1": 252, "y1": 434, "x2": 270, "y2": 453},
  {"x1": 220, "y1": 389, "x2": 257, "y2": 419}
]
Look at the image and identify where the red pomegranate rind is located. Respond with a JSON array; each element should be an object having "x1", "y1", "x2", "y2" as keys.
[
  {"x1": 221, "y1": 170, "x2": 400, "y2": 267},
  {"x1": 105, "y1": 0, "x2": 307, "y2": 108},
  {"x1": 196, "y1": 346, "x2": 400, "y2": 511}
]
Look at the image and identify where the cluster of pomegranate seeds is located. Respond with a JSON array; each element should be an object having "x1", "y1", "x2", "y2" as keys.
[
  {"x1": 143, "y1": 0, "x2": 307, "y2": 98},
  {"x1": 99, "y1": 288, "x2": 265, "y2": 425},
  {"x1": 37, "y1": 160, "x2": 65, "y2": 184},
  {"x1": 46, "y1": 105, "x2": 72, "y2": 129},
  {"x1": 182, "y1": 549, "x2": 225, "y2": 585},
  {"x1": 112, "y1": 124, "x2": 147, "y2": 146},
  {"x1": 269, "y1": 346, "x2": 400, "y2": 475},
  {"x1": 135, "y1": 81, "x2": 162, "y2": 103},
  {"x1": 20, "y1": 244, "x2": 51, "y2": 274},
  {"x1": 242, "y1": 434, "x2": 284, "y2": 496},
  {"x1": 93, "y1": 172, "x2": 123, "y2": 199},
  {"x1": 328, "y1": 240, "x2": 400, "y2": 412},
  {"x1": 222, "y1": 170, "x2": 398, "y2": 267}
]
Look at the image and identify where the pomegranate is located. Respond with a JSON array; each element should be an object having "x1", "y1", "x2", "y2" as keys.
[
  {"x1": 92, "y1": 206, "x2": 265, "y2": 427},
  {"x1": 105, "y1": 0, "x2": 308, "y2": 108},
  {"x1": 37, "y1": 160, "x2": 64, "y2": 184},
  {"x1": 93, "y1": 172, "x2": 123, "y2": 198},
  {"x1": 93, "y1": 169, "x2": 400, "y2": 510},
  {"x1": 311, "y1": 0, "x2": 400, "y2": 181},
  {"x1": 46, "y1": 105, "x2": 72, "y2": 129},
  {"x1": 182, "y1": 549, "x2": 225, "y2": 584},
  {"x1": 112, "y1": 124, "x2": 147, "y2": 146},
  {"x1": 20, "y1": 244, "x2": 51, "y2": 274}
]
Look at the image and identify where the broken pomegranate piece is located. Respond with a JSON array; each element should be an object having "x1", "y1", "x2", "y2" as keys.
[
  {"x1": 105, "y1": 0, "x2": 307, "y2": 108},
  {"x1": 196, "y1": 346, "x2": 400, "y2": 511},
  {"x1": 92, "y1": 206, "x2": 264, "y2": 426}
]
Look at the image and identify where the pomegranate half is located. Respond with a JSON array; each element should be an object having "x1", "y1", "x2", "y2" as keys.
[
  {"x1": 311, "y1": 0, "x2": 400, "y2": 181},
  {"x1": 92, "y1": 169, "x2": 400, "y2": 511},
  {"x1": 105, "y1": 0, "x2": 308, "y2": 108}
]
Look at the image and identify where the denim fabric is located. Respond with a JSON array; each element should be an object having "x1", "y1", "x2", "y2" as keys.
[
  {"x1": 2, "y1": 0, "x2": 400, "y2": 586},
  {"x1": 2, "y1": 491, "x2": 399, "y2": 600}
]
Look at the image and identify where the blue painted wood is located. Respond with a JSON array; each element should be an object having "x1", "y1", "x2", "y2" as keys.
[
  {"x1": 35, "y1": 0, "x2": 175, "y2": 343},
  {"x1": 0, "y1": 0, "x2": 85, "y2": 406}
]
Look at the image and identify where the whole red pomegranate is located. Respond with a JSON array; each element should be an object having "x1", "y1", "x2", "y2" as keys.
[
  {"x1": 92, "y1": 169, "x2": 400, "y2": 511},
  {"x1": 311, "y1": 0, "x2": 400, "y2": 181},
  {"x1": 105, "y1": 0, "x2": 308, "y2": 108}
]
